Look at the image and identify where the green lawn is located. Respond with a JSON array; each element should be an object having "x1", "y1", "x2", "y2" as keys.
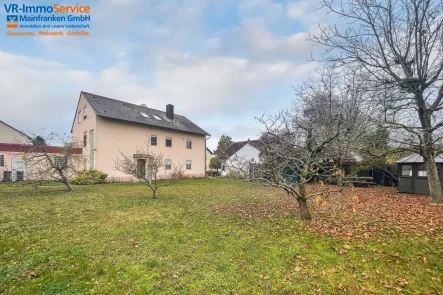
[{"x1": 1, "y1": 179, "x2": 442, "y2": 294}]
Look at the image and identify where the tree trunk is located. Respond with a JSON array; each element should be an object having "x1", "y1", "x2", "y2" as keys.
[
  {"x1": 416, "y1": 93, "x2": 443, "y2": 203},
  {"x1": 59, "y1": 170, "x2": 73, "y2": 191},
  {"x1": 424, "y1": 157, "x2": 443, "y2": 203},
  {"x1": 297, "y1": 198, "x2": 312, "y2": 220},
  {"x1": 152, "y1": 189, "x2": 157, "y2": 199},
  {"x1": 297, "y1": 183, "x2": 312, "y2": 220}
]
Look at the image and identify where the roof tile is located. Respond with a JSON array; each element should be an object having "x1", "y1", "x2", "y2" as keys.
[{"x1": 81, "y1": 92, "x2": 209, "y2": 136}]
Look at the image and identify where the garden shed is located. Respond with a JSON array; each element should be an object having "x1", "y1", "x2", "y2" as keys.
[{"x1": 395, "y1": 153, "x2": 443, "y2": 195}]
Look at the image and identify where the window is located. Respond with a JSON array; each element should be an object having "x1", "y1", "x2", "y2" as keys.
[
  {"x1": 186, "y1": 160, "x2": 192, "y2": 170},
  {"x1": 418, "y1": 165, "x2": 427, "y2": 177},
  {"x1": 222, "y1": 165, "x2": 225, "y2": 172},
  {"x1": 0, "y1": 155, "x2": 4, "y2": 167},
  {"x1": 166, "y1": 137, "x2": 172, "y2": 147},
  {"x1": 83, "y1": 105, "x2": 87, "y2": 120},
  {"x1": 153, "y1": 115, "x2": 162, "y2": 121},
  {"x1": 401, "y1": 165, "x2": 412, "y2": 177},
  {"x1": 165, "y1": 159, "x2": 172, "y2": 170},
  {"x1": 54, "y1": 156, "x2": 64, "y2": 168},
  {"x1": 78, "y1": 111, "x2": 81, "y2": 123},
  {"x1": 83, "y1": 132, "x2": 87, "y2": 147},
  {"x1": 141, "y1": 112, "x2": 150, "y2": 118},
  {"x1": 186, "y1": 139, "x2": 192, "y2": 149},
  {"x1": 151, "y1": 135, "x2": 157, "y2": 146}
]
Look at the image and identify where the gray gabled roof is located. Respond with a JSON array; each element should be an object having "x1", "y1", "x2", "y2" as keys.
[
  {"x1": 395, "y1": 153, "x2": 443, "y2": 164},
  {"x1": 219, "y1": 140, "x2": 262, "y2": 160},
  {"x1": 80, "y1": 92, "x2": 210, "y2": 136}
]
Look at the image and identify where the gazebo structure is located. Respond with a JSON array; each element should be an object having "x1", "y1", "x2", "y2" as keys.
[{"x1": 395, "y1": 153, "x2": 443, "y2": 195}]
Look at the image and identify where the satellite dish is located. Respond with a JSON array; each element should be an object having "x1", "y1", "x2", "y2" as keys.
[{"x1": 140, "y1": 103, "x2": 147, "y2": 107}]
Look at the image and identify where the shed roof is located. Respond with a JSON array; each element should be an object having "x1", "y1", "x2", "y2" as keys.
[{"x1": 395, "y1": 153, "x2": 443, "y2": 164}]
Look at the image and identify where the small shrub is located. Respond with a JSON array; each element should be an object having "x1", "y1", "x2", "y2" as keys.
[{"x1": 71, "y1": 169, "x2": 108, "y2": 185}]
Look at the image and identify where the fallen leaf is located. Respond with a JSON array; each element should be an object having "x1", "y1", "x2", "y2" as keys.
[{"x1": 16, "y1": 270, "x2": 38, "y2": 280}]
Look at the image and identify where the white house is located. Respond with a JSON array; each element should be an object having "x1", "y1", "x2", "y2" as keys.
[
  {"x1": 206, "y1": 147, "x2": 214, "y2": 171},
  {"x1": 220, "y1": 139, "x2": 261, "y2": 176}
]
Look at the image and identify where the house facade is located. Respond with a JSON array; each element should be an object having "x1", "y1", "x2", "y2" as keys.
[
  {"x1": 71, "y1": 92, "x2": 210, "y2": 181},
  {"x1": 0, "y1": 120, "x2": 82, "y2": 182},
  {"x1": 219, "y1": 139, "x2": 261, "y2": 176},
  {"x1": 0, "y1": 120, "x2": 31, "y2": 181}
]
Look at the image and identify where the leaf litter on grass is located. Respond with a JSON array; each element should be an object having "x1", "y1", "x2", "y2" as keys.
[{"x1": 214, "y1": 185, "x2": 443, "y2": 239}]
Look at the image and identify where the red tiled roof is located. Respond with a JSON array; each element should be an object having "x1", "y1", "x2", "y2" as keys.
[{"x1": 0, "y1": 143, "x2": 82, "y2": 154}]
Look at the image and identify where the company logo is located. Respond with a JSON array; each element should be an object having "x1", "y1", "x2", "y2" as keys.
[
  {"x1": 6, "y1": 15, "x2": 18, "y2": 28},
  {"x1": 3, "y1": 3, "x2": 91, "y2": 37}
]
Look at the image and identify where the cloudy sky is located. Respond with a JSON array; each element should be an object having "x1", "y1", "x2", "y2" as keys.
[{"x1": 0, "y1": 0, "x2": 332, "y2": 150}]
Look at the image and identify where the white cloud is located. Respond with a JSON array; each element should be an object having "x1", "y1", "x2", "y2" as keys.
[
  {"x1": 1, "y1": 0, "x2": 330, "y2": 145},
  {"x1": 287, "y1": 0, "x2": 337, "y2": 28},
  {"x1": 287, "y1": 0, "x2": 311, "y2": 20},
  {"x1": 0, "y1": 50, "x2": 315, "y2": 142},
  {"x1": 239, "y1": 0, "x2": 284, "y2": 16},
  {"x1": 0, "y1": 51, "x2": 90, "y2": 136}
]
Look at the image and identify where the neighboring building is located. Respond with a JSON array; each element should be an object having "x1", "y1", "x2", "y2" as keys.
[
  {"x1": 206, "y1": 147, "x2": 214, "y2": 171},
  {"x1": 395, "y1": 153, "x2": 443, "y2": 195},
  {"x1": 0, "y1": 120, "x2": 82, "y2": 182},
  {"x1": 219, "y1": 139, "x2": 262, "y2": 176},
  {"x1": 0, "y1": 120, "x2": 31, "y2": 144},
  {"x1": 71, "y1": 92, "x2": 210, "y2": 181},
  {"x1": 0, "y1": 120, "x2": 31, "y2": 181}
]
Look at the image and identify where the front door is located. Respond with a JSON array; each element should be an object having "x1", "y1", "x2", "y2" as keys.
[{"x1": 11, "y1": 158, "x2": 26, "y2": 181}]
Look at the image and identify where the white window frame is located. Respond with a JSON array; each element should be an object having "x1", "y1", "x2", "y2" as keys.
[
  {"x1": 54, "y1": 156, "x2": 64, "y2": 168},
  {"x1": 418, "y1": 165, "x2": 427, "y2": 177},
  {"x1": 186, "y1": 160, "x2": 192, "y2": 170},
  {"x1": 165, "y1": 159, "x2": 172, "y2": 170},
  {"x1": 401, "y1": 165, "x2": 412, "y2": 177},
  {"x1": 186, "y1": 139, "x2": 192, "y2": 149}
]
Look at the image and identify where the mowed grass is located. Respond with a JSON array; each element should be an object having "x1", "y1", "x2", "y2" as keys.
[{"x1": 0, "y1": 179, "x2": 442, "y2": 294}]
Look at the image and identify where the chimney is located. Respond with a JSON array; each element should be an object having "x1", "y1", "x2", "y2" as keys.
[{"x1": 166, "y1": 104, "x2": 174, "y2": 120}]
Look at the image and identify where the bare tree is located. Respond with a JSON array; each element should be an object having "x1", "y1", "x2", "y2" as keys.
[
  {"x1": 296, "y1": 66, "x2": 377, "y2": 182},
  {"x1": 228, "y1": 106, "x2": 344, "y2": 220},
  {"x1": 114, "y1": 143, "x2": 183, "y2": 198},
  {"x1": 22, "y1": 132, "x2": 83, "y2": 191},
  {"x1": 312, "y1": 0, "x2": 443, "y2": 202}
]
